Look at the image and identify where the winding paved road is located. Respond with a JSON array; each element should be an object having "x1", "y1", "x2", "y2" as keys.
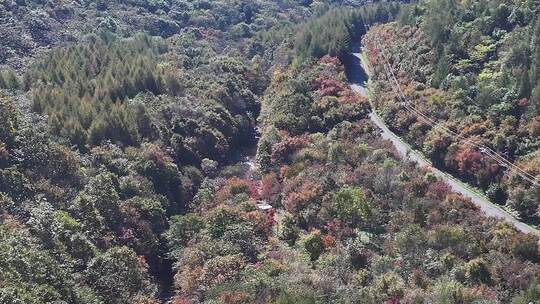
[{"x1": 348, "y1": 51, "x2": 540, "y2": 237}]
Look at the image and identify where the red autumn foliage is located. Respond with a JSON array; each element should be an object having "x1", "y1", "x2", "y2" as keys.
[
  {"x1": 248, "y1": 182, "x2": 260, "y2": 201},
  {"x1": 384, "y1": 296, "x2": 401, "y2": 304},
  {"x1": 142, "y1": 144, "x2": 173, "y2": 169},
  {"x1": 170, "y1": 296, "x2": 193, "y2": 304},
  {"x1": 217, "y1": 177, "x2": 258, "y2": 202},
  {"x1": 461, "y1": 122, "x2": 488, "y2": 137},
  {"x1": 404, "y1": 177, "x2": 428, "y2": 197},
  {"x1": 283, "y1": 180, "x2": 323, "y2": 215},
  {"x1": 315, "y1": 76, "x2": 346, "y2": 97},
  {"x1": 491, "y1": 256, "x2": 538, "y2": 291},
  {"x1": 367, "y1": 47, "x2": 380, "y2": 65},
  {"x1": 119, "y1": 227, "x2": 135, "y2": 242},
  {"x1": 279, "y1": 165, "x2": 291, "y2": 180},
  {"x1": 199, "y1": 28, "x2": 219, "y2": 40},
  {"x1": 137, "y1": 255, "x2": 149, "y2": 270},
  {"x1": 517, "y1": 98, "x2": 529, "y2": 107},
  {"x1": 219, "y1": 291, "x2": 249, "y2": 304},
  {"x1": 337, "y1": 93, "x2": 363, "y2": 105},
  {"x1": 426, "y1": 180, "x2": 452, "y2": 200},
  {"x1": 242, "y1": 210, "x2": 272, "y2": 236},
  {"x1": 509, "y1": 233, "x2": 539, "y2": 261},
  {"x1": 454, "y1": 148, "x2": 484, "y2": 176},
  {"x1": 324, "y1": 219, "x2": 355, "y2": 240},
  {"x1": 322, "y1": 234, "x2": 336, "y2": 248},
  {"x1": 266, "y1": 208, "x2": 276, "y2": 228},
  {"x1": 260, "y1": 172, "x2": 281, "y2": 202},
  {"x1": 0, "y1": 143, "x2": 9, "y2": 165},
  {"x1": 427, "y1": 194, "x2": 480, "y2": 226},
  {"x1": 319, "y1": 55, "x2": 342, "y2": 67},
  {"x1": 462, "y1": 286, "x2": 497, "y2": 302},
  {"x1": 271, "y1": 135, "x2": 310, "y2": 165}
]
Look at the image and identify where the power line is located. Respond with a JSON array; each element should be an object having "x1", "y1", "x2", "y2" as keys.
[
  {"x1": 368, "y1": 36, "x2": 540, "y2": 186},
  {"x1": 381, "y1": 48, "x2": 540, "y2": 185},
  {"x1": 384, "y1": 60, "x2": 540, "y2": 185}
]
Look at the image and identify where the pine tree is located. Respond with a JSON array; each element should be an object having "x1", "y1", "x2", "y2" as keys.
[
  {"x1": 530, "y1": 81, "x2": 540, "y2": 116},
  {"x1": 0, "y1": 70, "x2": 20, "y2": 89},
  {"x1": 0, "y1": 73, "x2": 5, "y2": 89},
  {"x1": 530, "y1": 16, "x2": 540, "y2": 84},
  {"x1": 433, "y1": 53, "x2": 450, "y2": 88},
  {"x1": 519, "y1": 69, "x2": 532, "y2": 99}
]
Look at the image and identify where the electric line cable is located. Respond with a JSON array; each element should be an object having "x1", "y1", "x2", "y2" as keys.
[
  {"x1": 368, "y1": 36, "x2": 540, "y2": 186},
  {"x1": 380, "y1": 48, "x2": 540, "y2": 185}
]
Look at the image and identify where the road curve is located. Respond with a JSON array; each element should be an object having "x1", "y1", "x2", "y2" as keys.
[{"x1": 348, "y1": 51, "x2": 540, "y2": 237}]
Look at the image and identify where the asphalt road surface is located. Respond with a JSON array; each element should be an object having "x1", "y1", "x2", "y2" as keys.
[{"x1": 348, "y1": 50, "x2": 540, "y2": 237}]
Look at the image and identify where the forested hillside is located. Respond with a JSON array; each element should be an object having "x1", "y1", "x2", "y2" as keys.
[
  {"x1": 1, "y1": 0, "x2": 540, "y2": 303},
  {"x1": 363, "y1": 0, "x2": 540, "y2": 223}
]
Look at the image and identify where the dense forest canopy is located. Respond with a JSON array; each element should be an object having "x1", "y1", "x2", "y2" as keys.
[
  {"x1": 1, "y1": 0, "x2": 540, "y2": 303},
  {"x1": 364, "y1": 0, "x2": 540, "y2": 223}
]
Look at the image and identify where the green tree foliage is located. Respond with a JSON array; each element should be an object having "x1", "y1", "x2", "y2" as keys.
[
  {"x1": 222, "y1": 222, "x2": 262, "y2": 261},
  {"x1": 85, "y1": 246, "x2": 156, "y2": 304},
  {"x1": 0, "y1": 167, "x2": 33, "y2": 203},
  {"x1": 26, "y1": 33, "x2": 175, "y2": 148},
  {"x1": 302, "y1": 230, "x2": 325, "y2": 261},
  {"x1": 275, "y1": 291, "x2": 317, "y2": 304},
  {"x1": 295, "y1": 8, "x2": 366, "y2": 58},
  {"x1": 279, "y1": 214, "x2": 300, "y2": 246},
  {"x1": 0, "y1": 94, "x2": 18, "y2": 152},
  {"x1": 0, "y1": 227, "x2": 80, "y2": 304},
  {"x1": 294, "y1": 2, "x2": 401, "y2": 59},
  {"x1": 259, "y1": 56, "x2": 369, "y2": 139},
  {"x1": 422, "y1": 0, "x2": 458, "y2": 54},
  {"x1": 0, "y1": 69, "x2": 20, "y2": 90},
  {"x1": 529, "y1": 17, "x2": 540, "y2": 116},
  {"x1": 363, "y1": 0, "x2": 540, "y2": 218},
  {"x1": 71, "y1": 171, "x2": 122, "y2": 247},
  {"x1": 207, "y1": 206, "x2": 241, "y2": 238},
  {"x1": 88, "y1": 103, "x2": 141, "y2": 147},
  {"x1": 463, "y1": 258, "x2": 491, "y2": 284},
  {"x1": 333, "y1": 186, "x2": 371, "y2": 225},
  {"x1": 512, "y1": 282, "x2": 540, "y2": 304},
  {"x1": 2, "y1": 1, "x2": 540, "y2": 303},
  {"x1": 164, "y1": 214, "x2": 204, "y2": 253}
]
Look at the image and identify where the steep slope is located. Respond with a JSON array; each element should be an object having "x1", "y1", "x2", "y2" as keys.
[
  {"x1": 362, "y1": 1, "x2": 540, "y2": 225},
  {"x1": 349, "y1": 49, "x2": 540, "y2": 237}
]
